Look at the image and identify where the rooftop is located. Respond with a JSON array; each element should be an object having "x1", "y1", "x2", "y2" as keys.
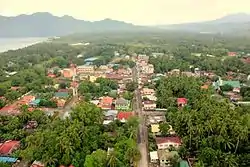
[
  {"x1": 150, "y1": 151, "x2": 159, "y2": 160},
  {"x1": 117, "y1": 112, "x2": 133, "y2": 122},
  {"x1": 54, "y1": 92, "x2": 69, "y2": 98},
  {"x1": 155, "y1": 137, "x2": 181, "y2": 145},
  {"x1": 177, "y1": 98, "x2": 188, "y2": 104},
  {"x1": 0, "y1": 140, "x2": 20, "y2": 155},
  {"x1": 0, "y1": 156, "x2": 18, "y2": 163}
]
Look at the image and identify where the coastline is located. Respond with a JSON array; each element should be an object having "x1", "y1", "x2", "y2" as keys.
[{"x1": 0, "y1": 37, "x2": 50, "y2": 53}]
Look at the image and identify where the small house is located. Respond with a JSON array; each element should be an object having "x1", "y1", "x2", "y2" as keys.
[
  {"x1": 177, "y1": 98, "x2": 187, "y2": 107},
  {"x1": 155, "y1": 137, "x2": 181, "y2": 150},
  {"x1": 143, "y1": 101, "x2": 156, "y2": 110},
  {"x1": 150, "y1": 151, "x2": 159, "y2": 163},
  {"x1": 0, "y1": 140, "x2": 20, "y2": 155},
  {"x1": 115, "y1": 98, "x2": 130, "y2": 111},
  {"x1": 158, "y1": 150, "x2": 179, "y2": 167},
  {"x1": 117, "y1": 112, "x2": 133, "y2": 123}
]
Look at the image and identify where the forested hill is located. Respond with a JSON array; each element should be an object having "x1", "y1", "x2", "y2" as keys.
[{"x1": 0, "y1": 12, "x2": 145, "y2": 37}]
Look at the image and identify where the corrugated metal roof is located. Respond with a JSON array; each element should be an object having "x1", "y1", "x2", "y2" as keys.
[{"x1": 0, "y1": 156, "x2": 17, "y2": 163}]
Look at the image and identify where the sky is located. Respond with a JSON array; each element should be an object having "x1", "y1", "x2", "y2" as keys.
[{"x1": 0, "y1": 0, "x2": 250, "y2": 25}]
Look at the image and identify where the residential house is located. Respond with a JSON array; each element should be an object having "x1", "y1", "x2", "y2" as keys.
[
  {"x1": 29, "y1": 99, "x2": 41, "y2": 107},
  {"x1": 141, "y1": 88, "x2": 155, "y2": 95},
  {"x1": 115, "y1": 98, "x2": 130, "y2": 111},
  {"x1": 150, "y1": 151, "x2": 159, "y2": 163},
  {"x1": 17, "y1": 95, "x2": 36, "y2": 106},
  {"x1": 0, "y1": 157, "x2": 18, "y2": 164},
  {"x1": 141, "y1": 64, "x2": 154, "y2": 74},
  {"x1": 63, "y1": 68, "x2": 74, "y2": 78},
  {"x1": 228, "y1": 52, "x2": 237, "y2": 57},
  {"x1": 143, "y1": 101, "x2": 156, "y2": 110},
  {"x1": 99, "y1": 96, "x2": 113, "y2": 110},
  {"x1": 106, "y1": 73, "x2": 123, "y2": 80},
  {"x1": 117, "y1": 112, "x2": 133, "y2": 123},
  {"x1": 57, "y1": 99, "x2": 66, "y2": 108},
  {"x1": 54, "y1": 92, "x2": 69, "y2": 99},
  {"x1": 103, "y1": 110, "x2": 118, "y2": 125},
  {"x1": 0, "y1": 105, "x2": 19, "y2": 115},
  {"x1": 47, "y1": 73, "x2": 56, "y2": 78},
  {"x1": 138, "y1": 54, "x2": 149, "y2": 62},
  {"x1": 0, "y1": 140, "x2": 20, "y2": 155},
  {"x1": 77, "y1": 65, "x2": 95, "y2": 74},
  {"x1": 143, "y1": 95, "x2": 157, "y2": 101},
  {"x1": 31, "y1": 161, "x2": 45, "y2": 167},
  {"x1": 155, "y1": 137, "x2": 182, "y2": 150},
  {"x1": 147, "y1": 116, "x2": 166, "y2": 125},
  {"x1": 158, "y1": 150, "x2": 179, "y2": 167},
  {"x1": 151, "y1": 124, "x2": 160, "y2": 135},
  {"x1": 177, "y1": 98, "x2": 188, "y2": 107},
  {"x1": 214, "y1": 78, "x2": 241, "y2": 90}
]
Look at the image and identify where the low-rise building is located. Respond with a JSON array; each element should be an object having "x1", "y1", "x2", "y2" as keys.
[
  {"x1": 177, "y1": 98, "x2": 188, "y2": 107},
  {"x1": 115, "y1": 98, "x2": 130, "y2": 111},
  {"x1": 143, "y1": 101, "x2": 156, "y2": 110},
  {"x1": 158, "y1": 150, "x2": 179, "y2": 167},
  {"x1": 63, "y1": 68, "x2": 74, "y2": 78},
  {"x1": 99, "y1": 96, "x2": 113, "y2": 110},
  {"x1": 117, "y1": 112, "x2": 133, "y2": 123},
  {"x1": 151, "y1": 124, "x2": 160, "y2": 135},
  {"x1": 141, "y1": 64, "x2": 154, "y2": 74},
  {"x1": 77, "y1": 65, "x2": 95, "y2": 74},
  {"x1": 0, "y1": 140, "x2": 20, "y2": 155},
  {"x1": 141, "y1": 88, "x2": 155, "y2": 95},
  {"x1": 150, "y1": 151, "x2": 159, "y2": 163},
  {"x1": 156, "y1": 137, "x2": 181, "y2": 150}
]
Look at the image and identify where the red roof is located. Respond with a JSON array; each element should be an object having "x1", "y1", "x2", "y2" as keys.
[
  {"x1": 117, "y1": 112, "x2": 133, "y2": 120},
  {"x1": 0, "y1": 140, "x2": 20, "y2": 155},
  {"x1": 177, "y1": 98, "x2": 188, "y2": 104},
  {"x1": 0, "y1": 105, "x2": 19, "y2": 114},
  {"x1": 228, "y1": 52, "x2": 237, "y2": 56},
  {"x1": 47, "y1": 73, "x2": 56, "y2": 78},
  {"x1": 155, "y1": 137, "x2": 181, "y2": 145}
]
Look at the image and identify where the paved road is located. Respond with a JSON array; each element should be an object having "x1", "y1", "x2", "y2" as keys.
[{"x1": 133, "y1": 66, "x2": 149, "y2": 167}]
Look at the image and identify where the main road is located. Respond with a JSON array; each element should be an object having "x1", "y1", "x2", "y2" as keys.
[{"x1": 132, "y1": 66, "x2": 149, "y2": 167}]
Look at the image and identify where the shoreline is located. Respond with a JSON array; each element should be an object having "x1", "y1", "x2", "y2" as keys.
[{"x1": 0, "y1": 37, "x2": 51, "y2": 53}]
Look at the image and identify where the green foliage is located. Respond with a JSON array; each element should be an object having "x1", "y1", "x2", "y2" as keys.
[
  {"x1": 84, "y1": 149, "x2": 107, "y2": 167},
  {"x1": 125, "y1": 82, "x2": 137, "y2": 92},
  {"x1": 78, "y1": 78, "x2": 118, "y2": 98},
  {"x1": 159, "y1": 122, "x2": 170, "y2": 136},
  {"x1": 39, "y1": 99, "x2": 57, "y2": 108},
  {"x1": 19, "y1": 102, "x2": 140, "y2": 167},
  {"x1": 167, "y1": 96, "x2": 249, "y2": 166},
  {"x1": 220, "y1": 84, "x2": 233, "y2": 92},
  {"x1": 156, "y1": 75, "x2": 204, "y2": 108}
]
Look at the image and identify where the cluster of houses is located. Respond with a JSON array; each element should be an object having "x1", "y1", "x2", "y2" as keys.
[
  {"x1": 135, "y1": 55, "x2": 193, "y2": 167},
  {"x1": 0, "y1": 86, "x2": 73, "y2": 115}
]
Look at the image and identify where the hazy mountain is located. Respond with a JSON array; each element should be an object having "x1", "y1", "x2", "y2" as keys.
[
  {"x1": 157, "y1": 13, "x2": 250, "y2": 34},
  {"x1": 0, "y1": 12, "x2": 144, "y2": 37}
]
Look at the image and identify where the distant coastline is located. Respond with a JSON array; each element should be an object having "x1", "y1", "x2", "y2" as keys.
[{"x1": 0, "y1": 37, "x2": 49, "y2": 53}]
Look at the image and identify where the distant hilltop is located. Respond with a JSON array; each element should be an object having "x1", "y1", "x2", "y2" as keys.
[
  {"x1": 1, "y1": 12, "x2": 250, "y2": 37},
  {"x1": 0, "y1": 12, "x2": 142, "y2": 37}
]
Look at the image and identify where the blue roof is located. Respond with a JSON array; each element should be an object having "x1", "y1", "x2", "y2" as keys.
[
  {"x1": 0, "y1": 157, "x2": 18, "y2": 163},
  {"x1": 84, "y1": 57, "x2": 98, "y2": 62},
  {"x1": 30, "y1": 99, "x2": 41, "y2": 105}
]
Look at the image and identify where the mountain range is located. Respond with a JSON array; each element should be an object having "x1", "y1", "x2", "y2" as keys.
[
  {"x1": 157, "y1": 13, "x2": 250, "y2": 34},
  {"x1": 0, "y1": 12, "x2": 250, "y2": 37}
]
